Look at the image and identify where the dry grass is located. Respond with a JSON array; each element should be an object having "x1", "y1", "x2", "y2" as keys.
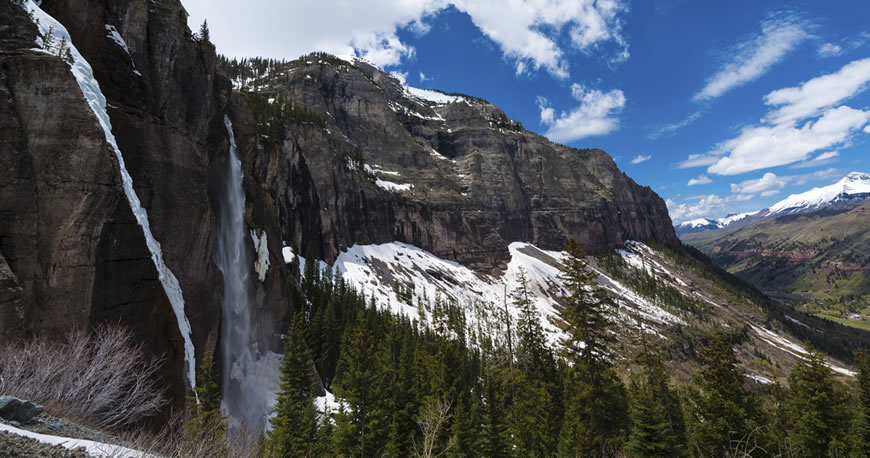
[{"x1": 119, "y1": 411, "x2": 262, "y2": 458}]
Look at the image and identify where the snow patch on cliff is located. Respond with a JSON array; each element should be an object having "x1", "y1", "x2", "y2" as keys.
[
  {"x1": 250, "y1": 229, "x2": 270, "y2": 282},
  {"x1": 21, "y1": 0, "x2": 196, "y2": 391}
]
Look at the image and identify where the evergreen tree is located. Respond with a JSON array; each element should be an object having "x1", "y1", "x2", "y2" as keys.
[
  {"x1": 184, "y1": 351, "x2": 228, "y2": 454},
  {"x1": 627, "y1": 348, "x2": 687, "y2": 457},
  {"x1": 482, "y1": 367, "x2": 511, "y2": 457},
  {"x1": 556, "y1": 239, "x2": 628, "y2": 457},
  {"x1": 191, "y1": 350, "x2": 221, "y2": 416},
  {"x1": 266, "y1": 311, "x2": 317, "y2": 457},
  {"x1": 783, "y1": 346, "x2": 852, "y2": 457},
  {"x1": 853, "y1": 350, "x2": 870, "y2": 456},
  {"x1": 199, "y1": 19, "x2": 210, "y2": 42},
  {"x1": 333, "y1": 312, "x2": 390, "y2": 457},
  {"x1": 683, "y1": 332, "x2": 768, "y2": 457}
]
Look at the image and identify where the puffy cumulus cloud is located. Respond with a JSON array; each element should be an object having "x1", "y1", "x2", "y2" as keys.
[
  {"x1": 817, "y1": 42, "x2": 843, "y2": 58},
  {"x1": 666, "y1": 194, "x2": 727, "y2": 224},
  {"x1": 681, "y1": 58, "x2": 870, "y2": 175},
  {"x1": 763, "y1": 58, "x2": 870, "y2": 125},
  {"x1": 687, "y1": 175, "x2": 712, "y2": 186},
  {"x1": 631, "y1": 154, "x2": 652, "y2": 164},
  {"x1": 537, "y1": 83, "x2": 626, "y2": 143},
  {"x1": 183, "y1": 0, "x2": 630, "y2": 76},
  {"x1": 730, "y1": 172, "x2": 787, "y2": 195},
  {"x1": 706, "y1": 105, "x2": 869, "y2": 175},
  {"x1": 694, "y1": 15, "x2": 810, "y2": 101}
]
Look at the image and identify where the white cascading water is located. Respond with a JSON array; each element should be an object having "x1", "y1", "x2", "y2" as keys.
[{"x1": 216, "y1": 116, "x2": 263, "y2": 431}]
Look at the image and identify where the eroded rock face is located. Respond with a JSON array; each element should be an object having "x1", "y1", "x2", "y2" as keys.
[{"x1": 248, "y1": 58, "x2": 679, "y2": 270}]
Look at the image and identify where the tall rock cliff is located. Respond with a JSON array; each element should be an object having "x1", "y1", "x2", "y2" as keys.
[
  {"x1": 0, "y1": 0, "x2": 292, "y2": 411},
  {"x1": 239, "y1": 55, "x2": 679, "y2": 273}
]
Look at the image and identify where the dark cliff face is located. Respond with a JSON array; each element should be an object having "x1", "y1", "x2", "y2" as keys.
[
  {"x1": 243, "y1": 57, "x2": 678, "y2": 271},
  {"x1": 0, "y1": 0, "x2": 292, "y2": 411}
]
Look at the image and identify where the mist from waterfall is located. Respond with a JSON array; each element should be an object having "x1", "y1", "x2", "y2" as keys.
[{"x1": 216, "y1": 116, "x2": 262, "y2": 431}]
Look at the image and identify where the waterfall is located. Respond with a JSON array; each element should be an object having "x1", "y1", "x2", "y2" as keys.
[{"x1": 217, "y1": 116, "x2": 267, "y2": 431}]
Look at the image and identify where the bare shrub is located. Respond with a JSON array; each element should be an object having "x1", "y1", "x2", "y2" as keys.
[
  {"x1": 0, "y1": 323, "x2": 167, "y2": 430},
  {"x1": 412, "y1": 397, "x2": 456, "y2": 458}
]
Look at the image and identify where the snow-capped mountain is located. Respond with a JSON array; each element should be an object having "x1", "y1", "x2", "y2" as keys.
[
  {"x1": 768, "y1": 171, "x2": 870, "y2": 214},
  {"x1": 675, "y1": 218, "x2": 722, "y2": 236}
]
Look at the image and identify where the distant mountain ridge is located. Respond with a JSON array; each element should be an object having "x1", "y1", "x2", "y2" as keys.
[
  {"x1": 768, "y1": 171, "x2": 870, "y2": 215},
  {"x1": 674, "y1": 211, "x2": 758, "y2": 236},
  {"x1": 674, "y1": 172, "x2": 870, "y2": 236}
]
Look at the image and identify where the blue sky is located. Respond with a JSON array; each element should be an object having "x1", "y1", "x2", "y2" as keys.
[{"x1": 185, "y1": 0, "x2": 870, "y2": 224}]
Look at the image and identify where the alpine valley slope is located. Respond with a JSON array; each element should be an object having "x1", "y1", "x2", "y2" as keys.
[
  {"x1": 0, "y1": 0, "x2": 865, "y2": 435},
  {"x1": 682, "y1": 172, "x2": 870, "y2": 323}
]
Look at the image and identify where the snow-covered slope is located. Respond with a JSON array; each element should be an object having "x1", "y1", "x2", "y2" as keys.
[
  {"x1": 0, "y1": 423, "x2": 145, "y2": 458},
  {"x1": 717, "y1": 211, "x2": 759, "y2": 226},
  {"x1": 769, "y1": 171, "x2": 870, "y2": 214}
]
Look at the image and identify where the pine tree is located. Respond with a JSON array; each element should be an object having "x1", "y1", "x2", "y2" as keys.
[
  {"x1": 683, "y1": 332, "x2": 768, "y2": 457},
  {"x1": 783, "y1": 346, "x2": 852, "y2": 456},
  {"x1": 333, "y1": 312, "x2": 390, "y2": 457},
  {"x1": 199, "y1": 19, "x2": 210, "y2": 42},
  {"x1": 627, "y1": 348, "x2": 687, "y2": 457},
  {"x1": 266, "y1": 311, "x2": 317, "y2": 457},
  {"x1": 853, "y1": 350, "x2": 870, "y2": 456},
  {"x1": 557, "y1": 239, "x2": 629, "y2": 457},
  {"x1": 184, "y1": 351, "x2": 228, "y2": 454},
  {"x1": 192, "y1": 350, "x2": 221, "y2": 416}
]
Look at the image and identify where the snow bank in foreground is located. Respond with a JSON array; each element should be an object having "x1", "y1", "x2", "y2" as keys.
[
  {"x1": 21, "y1": 0, "x2": 196, "y2": 391},
  {"x1": 0, "y1": 423, "x2": 145, "y2": 458}
]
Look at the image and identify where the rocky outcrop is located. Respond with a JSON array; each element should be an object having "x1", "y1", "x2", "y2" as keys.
[{"x1": 245, "y1": 57, "x2": 678, "y2": 271}]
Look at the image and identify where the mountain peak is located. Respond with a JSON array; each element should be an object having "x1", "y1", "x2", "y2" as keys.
[{"x1": 768, "y1": 171, "x2": 870, "y2": 214}]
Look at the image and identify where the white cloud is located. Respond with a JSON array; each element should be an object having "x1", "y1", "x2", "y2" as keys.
[
  {"x1": 730, "y1": 172, "x2": 787, "y2": 194},
  {"x1": 694, "y1": 15, "x2": 810, "y2": 101},
  {"x1": 536, "y1": 96, "x2": 555, "y2": 125},
  {"x1": 865, "y1": 124, "x2": 870, "y2": 134},
  {"x1": 419, "y1": 72, "x2": 430, "y2": 82},
  {"x1": 763, "y1": 57, "x2": 870, "y2": 125},
  {"x1": 631, "y1": 154, "x2": 652, "y2": 164},
  {"x1": 538, "y1": 83, "x2": 626, "y2": 143},
  {"x1": 183, "y1": 0, "x2": 630, "y2": 76},
  {"x1": 390, "y1": 71, "x2": 409, "y2": 85},
  {"x1": 790, "y1": 150, "x2": 839, "y2": 168},
  {"x1": 649, "y1": 110, "x2": 703, "y2": 139},
  {"x1": 666, "y1": 194, "x2": 727, "y2": 224},
  {"x1": 707, "y1": 105, "x2": 869, "y2": 175},
  {"x1": 729, "y1": 168, "x2": 842, "y2": 199},
  {"x1": 687, "y1": 175, "x2": 712, "y2": 186},
  {"x1": 681, "y1": 58, "x2": 870, "y2": 175},
  {"x1": 817, "y1": 42, "x2": 843, "y2": 58}
]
